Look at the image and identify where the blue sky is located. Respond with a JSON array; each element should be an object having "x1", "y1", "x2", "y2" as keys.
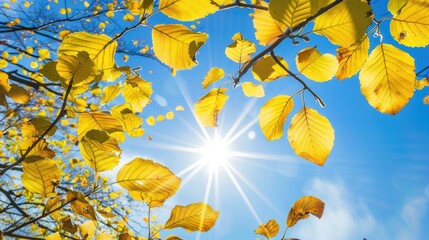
[{"x1": 112, "y1": 1, "x2": 429, "y2": 239}]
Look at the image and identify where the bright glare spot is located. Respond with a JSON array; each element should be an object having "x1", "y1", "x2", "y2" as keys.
[
  {"x1": 248, "y1": 131, "x2": 256, "y2": 140},
  {"x1": 201, "y1": 135, "x2": 230, "y2": 173}
]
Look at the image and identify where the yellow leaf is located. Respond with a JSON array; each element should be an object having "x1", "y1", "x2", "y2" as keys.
[
  {"x1": 77, "y1": 112, "x2": 123, "y2": 140},
  {"x1": 21, "y1": 117, "x2": 57, "y2": 138},
  {"x1": 388, "y1": 0, "x2": 408, "y2": 15},
  {"x1": 152, "y1": 24, "x2": 208, "y2": 70},
  {"x1": 126, "y1": 0, "x2": 154, "y2": 15},
  {"x1": 202, "y1": 68, "x2": 225, "y2": 89},
  {"x1": 80, "y1": 220, "x2": 96, "y2": 240},
  {"x1": 123, "y1": 13, "x2": 135, "y2": 22},
  {"x1": 175, "y1": 105, "x2": 185, "y2": 111},
  {"x1": 165, "y1": 236, "x2": 183, "y2": 240},
  {"x1": 46, "y1": 232, "x2": 62, "y2": 240},
  {"x1": 44, "y1": 196, "x2": 62, "y2": 220},
  {"x1": 313, "y1": 0, "x2": 372, "y2": 46},
  {"x1": 269, "y1": 0, "x2": 318, "y2": 29},
  {"x1": 259, "y1": 95, "x2": 294, "y2": 141},
  {"x1": 39, "y1": 61, "x2": 62, "y2": 82},
  {"x1": 22, "y1": 159, "x2": 61, "y2": 197},
  {"x1": 287, "y1": 196, "x2": 325, "y2": 227},
  {"x1": 254, "y1": 219, "x2": 279, "y2": 239},
  {"x1": 241, "y1": 82, "x2": 265, "y2": 98},
  {"x1": 423, "y1": 95, "x2": 429, "y2": 104},
  {"x1": 0, "y1": 71, "x2": 11, "y2": 93},
  {"x1": 79, "y1": 130, "x2": 121, "y2": 172},
  {"x1": 111, "y1": 103, "x2": 143, "y2": 134},
  {"x1": 19, "y1": 137, "x2": 56, "y2": 161},
  {"x1": 252, "y1": 1, "x2": 287, "y2": 46},
  {"x1": 157, "y1": 115, "x2": 165, "y2": 122},
  {"x1": 194, "y1": 88, "x2": 228, "y2": 127},
  {"x1": 390, "y1": 0, "x2": 429, "y2": 47},
  {"x1": 66, "y1": 190, "x2": 96, "y2": 220},
  {"x1": 57, "y1": 51, "x2": 99, "y2": 85},
  {"x1": 159, "y1": 0, "x2": 221, "y2": 21},
  {"x1": 96, "y1": 233, "x2": 112, "y2": 240},
  {"x1": 123, "y1": 75, "x2": 153, "y2": 112},
  {"x1": 38, "y1": 49, "x2": 51, "y2": 60},
  {"x1": 336, "y1": 35, "x2": 369, "y2": 80},
  {"x1": 101, "y1": 83, "x2": 122, "y2": 104},
  {"x1": 164, "y1": 202, "x2": 219, "y2": 232},
  {"x1": 61, "y1": 216, "x2": 77, "y2": 234},
  {"x1": 360, "y1": 44, "x2": 415, "y2": 114},
  {"x1": 116, "y1": 158, "x2": 181, "y2": 207},
  {"x1": 252, "y1": 55, "x2": 288, "y2": 82},
  {"x1": 166, "y1": 111, "x2": 175, "y2": 120},
  {"x1": 58, "y1": 32, "x2": 118, "y2": 81},
  {"x1": 129, "y1": 191, "x2": 168, "y2": 208},
  {"x1": 296, "y1": 47, "x2": 338, "y2": 82},
  {"x1": 6, "y1": 84, "x2": 30, "y2": 104},
  {"x1": 225, "y1": 34, "x2": 256, "y2": 63},
  {"x1": 288, "y1": 107, "x2": 334, "y2": 166},
  {"x1": 146, "y1": 116, "x2": 156, "y2": 126}
]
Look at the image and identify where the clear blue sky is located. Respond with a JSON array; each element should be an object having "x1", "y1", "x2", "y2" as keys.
[{"x1": 117, "y1": 1, "x2": 429, "y2": 239}]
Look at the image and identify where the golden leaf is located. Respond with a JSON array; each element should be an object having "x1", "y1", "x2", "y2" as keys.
[
  {"x1": 202, "y1": 68, "x2": 225, "y2": 89},
  {"x1": 39, "y1": 61, "x2": 62, "y2": 82},
  {"x1": 287, "y1": 107, "x2": 334, "y2": 166},
  {"x1": 287, "y1": 196, "x2": 325, "y2": 227},
  {"x1": 116, "y1": 158, "x2": 181, "y2": 207},
  {"x1": 19, "y1": 137, "x2": 56, "y2": 161},
  {"x1": 296, "y1": 47, "x2": 338, "y2": 82},
  {"x1": 387, "y1": 0, "x2": 408, "y2": 15},
  {"x1": 165, "y1": 236, "x2": 183, "y2": 240},
  {"x1": 241, "y1": 82, "x2": 265, "y2": 98},
  {"x1": 269, "y1": 0, "x2": 318, "y2": 29},
  {"x1": 164, "y1": 202, "x2": 219, "y2": 232},
  {"x1": 313, "y1": 0, "x2": 372, "y2": 46},
  {"x1": 254, "y1": 219, "x2": 280, "y2": 239},
  {"x1": 159, "y1": 0, "x2": 221, "y2": 21},
  {"x1": 77, "y1": 112, "x2": 123, "y2": 140},
  {"x1": 58, "y1": 32, "x2": 118, "y2": 81},
  {"x1": 225, "y1": 33, "x2": 256, "y2": 63},
  {"x1": 152, "y1": 24, "x2": 208, "y2": 70},
  {"x1": 336, "y1": 35, "x2": 370, "y2": 80},
  {"x1": 57, "y1": 51, "x2": 98, "y2": 85},
  {"x1": 66, "y1": 190, "x2": 96, "y2": 220},
  {"x1": 46, "y1": 232, "x2": 62, "y2": 240},
  {"x1": 390, "y1": 0, "x2": 429, "y2": 47},
  {"x1": 6, "y1": 84, "x2": 30, "y2": 104},
  {"x1": 259, "y1": 95, "x2": 294, "y2": 141},
  {"x1": 359, "y1": 44, "x2": 415, "y2": 114},
  {"x1": 101, "y1": 83, "x2": 122, "y2": 105},
  {"x1": 252, "y1": 1, "x2": 287, "y2": 46},
  {"x1": 22, "y1": 117, "x2": 57, "y2": 138},
  {"x1": 111, "y1": 104, "x2": 143, "y2": 135},
  {"x1": 79, "y1": 130, "x2": 121, "y2": 172},
  {"x1": 123, "y1": 75, "x2": 153, "y2": 113},
  {"x1": 0, "y1": 71, "x2": 11, "y2": 93},
  {"x1": 252, "y1": 55, "x2": 288, "y2": 82},
  {"x1": 22, "y1": 159, "x2": 61, "y2": 197},
  {"x1": 194, "y1": 88, "x2": 228, "y2": 127},
  {"x1": 80, "y1": 220, "x2": 96, "y2": 240}
]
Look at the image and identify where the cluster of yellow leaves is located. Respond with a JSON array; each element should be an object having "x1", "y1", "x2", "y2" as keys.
[
  {"x1": 0, "y1": 71, "x2": 30, "y2": 108},
  {"x1": 255, "y1": 196, "x2": 324, "y2": 239}
]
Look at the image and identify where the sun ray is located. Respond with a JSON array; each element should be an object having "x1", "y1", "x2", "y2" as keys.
[
  {"x1": 223, "y1": 162, "x2": 263, "y2": 225},
  {"x1": 196, "y1": 170, "x2": 215, "y2": 240},
  {"x1": 223, "y1": 98, "x2": 258, "y2": 143},
  {"x1": 227, "y1": 163, "x2": 283, "y2": 218},
  {"x1": 225, "y1": 115, "x2": 259, "y2": 145}
]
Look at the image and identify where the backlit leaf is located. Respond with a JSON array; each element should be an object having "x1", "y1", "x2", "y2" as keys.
[
  {"x1": 66, "y1": 190, "x2": 96, "y2": 220},
  {"x1": 19, "y1": 137, "x2": 55, "y2": 161},
  {"x1": 254, "y1": 219, "x2": 280, "y2": 239},
  {"x1": 58, "y1": 32, "x2": 118, "y2": 81},
  {"x1": 123, "y1": 75, "x2": 152, "y2": 113},
  {"x1": 194, "y1": 88, "x2": 228, "y2": 127},
  {"x1": 388, "y1": 0, "x2": 408, "y2": 15},
  {"x1": 359, "y1": 44, "x2": 415, "y2": 114},
  {"x1": 152, "y1": 24, "x2": 208, "y2": 70},
  {"x1": 287, "y1": 196, "x2": 325, "y2": 227},
  {"x1": 116, "y1": 158, "x2": 181, "y2": 207},
  {"x1": 390, "y1": 0, "x2": 429, "y2": 47},
  {"x1": 164, "y1": 202, "x2": 219, "y2": 232},
  {"x1": 46, "y1": 232, "x2": 62, "y2": 240},
  {"x1": 22, "y1": 159, "x2": 61, "y2": 197},
  {"x1": 287, "y1": 107, "x2": 334, "y2": 166},
  {"x1": 101, "y1": 83, "x2": 122, "y2": 105},
  {"x1": 313, "y1": 0, "x2": 373, "y2": 46},
  {"x1": 225, "y1": 34, "x2": 256, "y2": 63},
  {"x1": 269, "y1": 0, "x2": 318, "y2": 29},
  {"x1": 252, "y1": 55, "x2": 288, "y2": 82},
  {"x1": 159, "y1": 0, "x2": 221, "y2": 21},
  {"x1": 80, "y1": 220, "x2": 96, "y2": 240},
  {"x1": 252, "y1": 1, "x2": 287, "y2": 46},
  {"x1": 0, "y1": 71, "x2": 11, "y2": 93},
  {"x1": 79, "y1": 130, "x2": 121, "y2": 172},
  {"x1": 22, "y1": 117, "x2": 57, "y2": 138},
  {"x1": 57, "y1": 51, "x2": 98, "y2": 85},
  {"x1": 165, "y1": 236, "x2": 183, "y2": 240},
  {"x1": 336, "y1": 35, "x2": 370, "y2": 80},
  {"x1": 111, "y1": 104, "x2": 143, "y2": 135},
  {"x1": 296, "y1": 47, "x2": 338, "y2": 82},
  {"x1": 39, "y1": 61, "x2": 62, "y2": 82},
  {"x1": 202, "y1": 68, "x2": 225, "y2": 89},
  {"x1": 241, "y1": 82, "x2": 265, "y2": 98},
  {"x1": 77, "y1": 112, "x2": 123, "y2": 140},
  {"x1": 259, "y1": 95, "x2": 294, "y2": 141},
  {"x1": 6, "y1": 84, "x2": 30, "y2": 104}
]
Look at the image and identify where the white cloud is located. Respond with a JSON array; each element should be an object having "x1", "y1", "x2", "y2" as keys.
[
  {"x1": 397, "y1": 196, "x2": 428, "y2": 240},
  {"x1": 154, "y1": 95, "x2": 168, "y2": 107},
  {"x1": 292, "y1": 178, "x2": 387, "y2": 240}
]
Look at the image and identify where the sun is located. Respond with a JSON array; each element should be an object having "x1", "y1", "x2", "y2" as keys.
[{"x1": 200, "y1": 135, "x2": 230, "y2": 173}]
